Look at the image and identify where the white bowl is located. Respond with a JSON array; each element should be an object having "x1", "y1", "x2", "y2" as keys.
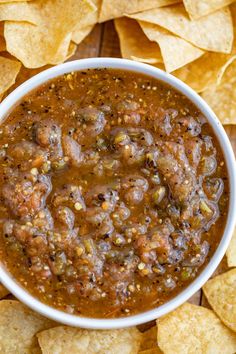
[{"x1": 0, "y1": 58, "x2": 235, "y2": 329}]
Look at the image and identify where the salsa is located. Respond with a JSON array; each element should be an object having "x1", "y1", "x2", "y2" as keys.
[{"x1": 0, "y1": 69, "x2": 229, "y2": 318}]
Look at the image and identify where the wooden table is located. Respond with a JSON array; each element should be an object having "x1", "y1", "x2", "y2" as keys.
[{"x1": 11, "y1": 20, "x2": 236, "y2": 310}]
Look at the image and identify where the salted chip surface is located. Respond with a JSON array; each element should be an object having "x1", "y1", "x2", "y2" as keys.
[
  {"x1": 183, "y1": 0, "x2": 236, "y2": 20},
  {"x1": 78, "y1": 0, "x2": 100, "y2": 28},
  {"x1": 173, "y1": 52, "x2": 236, "y2": 93},
  {"x1": 115, "y1": 18, "x2": 162, "y2": 64},
  {"x1": 138, "y1": 21, "x2": 204, "y2": 72},
  {"x1": 99, "y1": 0, "x2": 179, "y2": 22},
  {"x1": 0, "y1": 284, "x2": 9, "y2": 299},
  {"x1": 37, "y1": 326, "x2": 141, "y2": 354},
  {"x1": 226, "y1": 228, "x2": 236, "y2": 267},
  {"x1": 72, "y1": 0, "x2": 99, "y2": 44},
  {"x1": 0, "y1": 56, "x2": 21, "y2": 96},
  {"x1": 4, "y1": 0, "x2": 96, "y2": 68},
  {"x1": 0, "y1": 300, "x2": 55, "y2": 354},
  {"x1": 157, "y1": 303, "x2": 236, "y2": 354},
  {"x1": 203, "y1": 269, "x2": 236, "y2": 332},
  {"x1": 128, "y1": 5, "x2": 233, "y2": 53},
  {"x1": 202, "y1": 58, "x2": 236, "y2": 124},
  {"x1": 0, "y1": 2, "x2": 40, "y2": 24}
]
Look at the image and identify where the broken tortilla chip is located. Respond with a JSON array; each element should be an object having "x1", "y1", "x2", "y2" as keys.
[
  {"x1": 0, "y1": 56, "x2": 21, "y2": 96},
  {"x1": 115, "y1": 17, "x2": 162, "y2": 64},
  {"x1": 183, "y1": 0, "x2": 236, "y2": 20},
  {"x1": 37, "y1": 326, "x2": 141, "y2": 354},
  {"x1": 0, "y1": 300, "x2": 55, "y2": 354},
  {"x1": 138, "y1": 21, "x2": 204, "y2": 72},
  {"x1": 4, "y1": 0, "x2": 96, "y2": 68},
  {"x1": 99, "y1": 0, "x2": 180, "y2": 22},
  {"x1": 202, "y1": 57, "x2": 236, "y2": 124},
  {"x1": 203, "y1": 269, "x2": 236, "y2": 333},
  {"x1": 157, "y1": 303, "x2": 236, "y2": 354},
  {"x1": 226, "y1": 228, "x2": 236, "y2": 267},
  {"x1": 128, "y1": 5, "x2": 233, "y2": 53}
]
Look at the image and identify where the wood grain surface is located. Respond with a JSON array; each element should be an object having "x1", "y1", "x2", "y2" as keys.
[{"x1": 8, "y1": 21, "x2": 236, "y2": 308}]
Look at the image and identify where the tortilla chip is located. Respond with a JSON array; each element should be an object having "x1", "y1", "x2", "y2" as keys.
[
  {"x1": 226, "y1": 228, "x2": 236, "y2": 267},
  {"x1": 203, "y1": 269, "x2": 236, "y2": 333},
  {"x1": 77, "y1": 0, "x2": 100, "y2": 29},
  {"x1": 0, "y1": 300, "x2": 55, "y2": 354},
  {"x1": 140, "y1": 326, "x2": 157, "y2": 351},
  {"x1": 66, "y1": 41, "x2": 77, "y2": 60},
  {"x1": 157, "y1": 303, "x2": 236, "y2": 354},
  {"x1": 201, "y1": 57, "x2": 236, "y2": 124},
  {"x1": 173, "y1": 52, "x2": 236, "y2": 93},
  {"x1": 138, "y1": 21, "x2": 204, "y2": 72},
  {"x1": 185, "y1": 2, "x2": 236, "y2": 83},
  {"x1": 72, "y1": 25, "x2": 94, "y2": 44},
  {"x1": 0, "y1": 2, "x2": 40, "y2": 24},
  {"x1": 71, "y1": 0, "x2": 99, "y2": 44},
  {"x1": 0, "y1": 283, "x2": 9, "y2": 298},
  {"x1": 115, "y1": 18, "x2": 162, "y2": 64},
  {"x1": 0, "y1": 56, "x2": 21, "y2": 96},
  {"x1": 37, "y1": 326, "x2": 141, "y2": 354},
  {"x1": 4, "y1": 0, "x2": 96, "y2": 68},
  {"x1": 99, "y1": 0, "x2": 180, "y2": 22},
  {"x1": 183, "y1": 0, "x2": 236, "y2": 20},
  {"x1": 128, "y1": 5, "x2": 233, "y2": 53}
]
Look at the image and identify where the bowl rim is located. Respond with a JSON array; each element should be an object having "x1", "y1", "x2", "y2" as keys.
[{"x1": 0, "y1": 57, "x2": 235, "y2": 329}]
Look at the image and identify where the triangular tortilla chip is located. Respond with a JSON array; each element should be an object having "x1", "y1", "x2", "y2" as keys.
[
  {"x1": 139, "y1": 20, "x2": 204, "y2": 72},
  {"x1": 201, "y1": 57, "x2": 236, "y2": 124},
  {"x1": 173, "y1": 52, "x2": 236, "y2": 93},
  {"x1": 128, "y1": 4, "x2": 233, "y2": 53},
  {"x1": 99, "y1": 0, "x2": 180, "y2": 22},
  {"x1": 4, "y1": 0, "x2": 96, "y2": 68},
  {"x1": 115, "y1": 17, "x2": 162, "y2": 64}
]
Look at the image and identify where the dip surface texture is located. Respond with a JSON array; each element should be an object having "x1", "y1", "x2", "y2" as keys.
[{"x1": 0, "y1": 69, "x2": 229, "y2": 318}]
